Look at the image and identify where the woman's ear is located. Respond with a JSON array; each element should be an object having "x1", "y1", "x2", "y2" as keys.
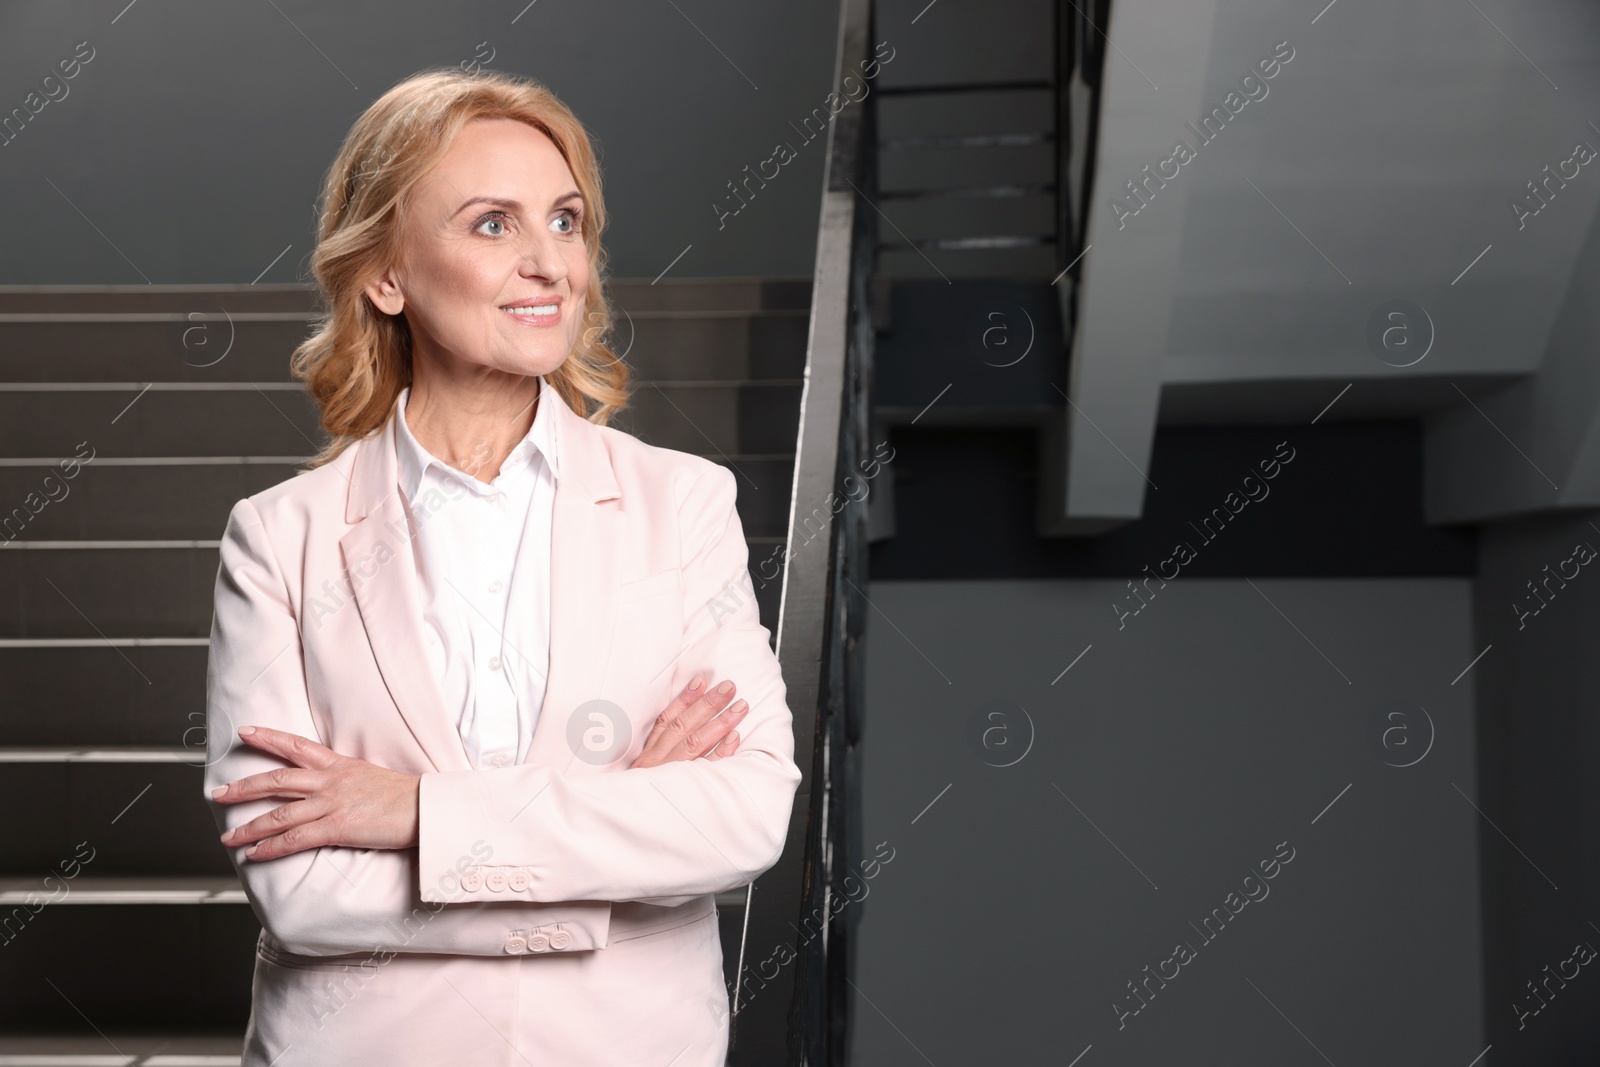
[{"x1": 365, "y1": 269, "x2": 405, "y2": 316}]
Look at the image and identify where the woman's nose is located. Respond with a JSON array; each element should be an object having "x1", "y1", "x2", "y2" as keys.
[{"x1": 514, "y1": 232, "x2": 566, "y2": 283}]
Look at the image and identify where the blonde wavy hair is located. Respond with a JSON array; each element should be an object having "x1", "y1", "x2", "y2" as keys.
[{"x1": 291, "y1": 66, "x2": 631, "y2": 469}]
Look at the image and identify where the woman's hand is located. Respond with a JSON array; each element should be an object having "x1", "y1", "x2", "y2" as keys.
[
  {"x1": 211, "y1": 726, "x2": 420, "y2": 861},
  {"x1": 630, "y1": 674, "x2": 748, "y2": 769}
]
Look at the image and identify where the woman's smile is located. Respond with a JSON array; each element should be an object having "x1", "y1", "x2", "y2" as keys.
[{"x1": 499, "y1": 295, "x2": 564, "y2": 327}]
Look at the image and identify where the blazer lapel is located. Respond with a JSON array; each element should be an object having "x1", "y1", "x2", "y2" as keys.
[
  {"x1": 338, "y1": 379, "x2": 625, "y2": 777},
  {"x1": 340, "y1": 413, "x2": 472, "y2": 774},
  {"x1": 527, "y1": 380, "x2": 625, "y2": 773}
]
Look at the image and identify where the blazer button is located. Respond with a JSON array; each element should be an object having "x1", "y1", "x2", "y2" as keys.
[
  {"x1": 461, "y1": 869, "x2": 483, "y2": 892},
  {"x1": 485, "y1": 869, "x2": 508, "y2": 892},
  {"x1": 550, "y1": 928, "x2": 572, "y2": 950},
  {"x1": 527, "y1": 930, "x2": 551, "y2": 953},
  {"x1": 504, "y1": 931, "x2": 527, "y2": 954},
  {"x1": 508, "y1": 868, "x2": 530, "y2": 892}
]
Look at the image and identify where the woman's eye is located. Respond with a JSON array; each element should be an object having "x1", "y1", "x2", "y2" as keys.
[
  {"x1": 475, "y1": 213, "x2": 509, "y2": 237},
  {"x1": 551, "y1": 210, "x2": 580, "y2": 235}
]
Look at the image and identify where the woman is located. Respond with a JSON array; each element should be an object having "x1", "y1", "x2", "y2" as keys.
[{"x1": 202, "y1": 67, "x2": 802, "y2": 1066}]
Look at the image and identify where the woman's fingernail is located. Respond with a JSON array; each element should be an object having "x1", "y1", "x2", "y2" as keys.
[
  {"x1": 211, "y1": 786, "x2": 226, "y2": 799},
  {"x1": 244, "y1": 844, "x2": 258, "y2": 857},
  {"x1": 688, "y1": 675, "x2": 703, "y2": 691},
  {"x1": 717, "y1": 680, "x2": 734, "y2": 695},
  {"x1": 239, "y1": 726, "x2": 256, "y2": 736},
  {"x1": 732, "y1": 700, "x2": 749, "y2": 715}
]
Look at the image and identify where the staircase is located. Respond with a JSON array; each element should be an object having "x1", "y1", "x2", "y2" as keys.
[{"x1": 0, "y1": 277, "x2": 809, "y2": 1059}]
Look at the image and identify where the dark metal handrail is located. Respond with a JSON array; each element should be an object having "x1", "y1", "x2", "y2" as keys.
[
  {"x1": 732, "y1": 0, "x2": 1111, "y2": 1060},
  {"x1": 722, "y1": 0, "x2": 873, "y2": 1062},
  {"x1": 780, "y1": 0, "x2": 876, "y2": 1055}
]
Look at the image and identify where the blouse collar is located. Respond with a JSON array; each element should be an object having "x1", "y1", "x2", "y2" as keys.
[{"x1": 393, "y1": 375, "x2": 558, "y2": 506}]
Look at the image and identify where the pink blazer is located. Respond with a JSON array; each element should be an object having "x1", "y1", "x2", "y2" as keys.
[{"x1": 202, "y1": 382, "x2": 802, "y2": 1066}]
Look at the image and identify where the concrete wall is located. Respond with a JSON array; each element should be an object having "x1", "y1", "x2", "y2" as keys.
[
  {"x1": 0, "y1": 0, "x2": 837, "y2": 282},
  {"x1": 850, "y1": 575, "x2": 1485, "y2": 1064},
  {"x1": 1474, "y1": 510, "x2": 1600, "y2": 1061}
]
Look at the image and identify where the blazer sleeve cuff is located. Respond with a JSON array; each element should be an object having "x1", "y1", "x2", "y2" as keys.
[{"x1": 417, "y1": 770, "x2": 612, "y2": 947}]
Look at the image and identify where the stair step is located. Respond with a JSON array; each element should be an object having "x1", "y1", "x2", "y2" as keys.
[
  {"x1": 874, "y1": 194, "x2": 1056, "y2": 249},
  {"x1": 0, "y1": 457, "x2": 305, "y2": 464},
  {"x1": 0, "y1": 530, "x2": 785, "y2": 640},
  {"x1": 0, "y1": 646, "x2": 203, "y2": 747},
  {"x1": 0, "y1": 1037, "x2": 242, "y2": 1064},
  {"x1": 0, "y1": 639, "x2": 207, "y2": 646},
  {"x1": 877, "y1": 247, "x2": 1060, "y2": 280},
  {"x1": 879, "y1": 140, "x2": 1056, "y2": 193},
  {"x1": 0, "y1": 878, "x2": 244, "y2": 906},
  {"x1": 2, "y1": 747, "x2": 771, "y2": 880},
  {"x1": 603, "y1": 312, "x2": 808, "y2": 379},
  {"x1": 3, "y1": 542, "x2": 220, "y2": 550},
  {"x1": 0, "y1": 390, "x2": 322, "y2": 458},
  {"x1": 0, "y1": 902, "x2": 260, "y2": 1027},
  {"x1": 0, "y1": 315, "x2": 315, "y2": 382},
  {"x1": 0, "y1": 281, "x2": 316, "y2": 314},
  {"x1": 0, "y1": 1056, "x2": 238, "y2": 1065},
  {"x1": 603, "y1": 277, "x2": 812, "y2": 313},
  {"x1": 0, "y1": 382, "x2": 303, "y2": 393},
  {"x1": 0, "y1": 764, "x2": 230, "y2": 877},
  {"x1": 0, "y1": 278, "x2": 811, "y2": 315},
  {"x1": 0, "y1": 382, "x2": 800, "y2": 459},
  {"x1": 0, "y1": 876, "x2": 748, "y2": 909},
  {"x1": 0, "y1": 749, "x2": 195, "y2": 763},
  {"x1": 0, "y1": 310, "x2": 808, "y2": 384},
  {"x1": 0, "y1": 457, "x2": 792, "y2": 541},
  {"x1": 0, "y1": 545, "x2": 218, "y2": 639},
  {"x1": 611, "y1": 380, "x2": 802, "y2": 456}
]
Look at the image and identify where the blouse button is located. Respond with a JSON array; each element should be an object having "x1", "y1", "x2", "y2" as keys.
[
  {"x1": 527, "y1": 930, "x2": 551, "y2": 952},
  {"x1": 488, "y1": 656, "x2": 503, "y2": 671},
  {"x1": 550, "y1": 928, "x2": 572, "y2": 950},
  {"x1": 508, "y1": 868, "x2": 530, "y2": 892},
  {"x1": 460, "y1": 869, "x2": 483, "y2": 892},
  {"x1": 485, "y1": 869, "x2": 508, "y2": 892},
  {"x1": 489, "y1": 580, "x2": 504, "y2": 593}
]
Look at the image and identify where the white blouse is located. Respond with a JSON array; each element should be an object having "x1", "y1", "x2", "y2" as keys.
[{"x1": 393, "y1": 377, "x2": 557, "y2": 770}]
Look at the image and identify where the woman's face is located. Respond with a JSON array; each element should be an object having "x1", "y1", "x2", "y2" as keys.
[{"x1": 365, "y1": 117, "x2": 590, "y2": 381}]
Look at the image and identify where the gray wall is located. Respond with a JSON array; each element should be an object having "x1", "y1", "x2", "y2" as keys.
[
  {"x1": 1475, "y1": 511, "x2": 1600, "y2": 1061},
  {"x1": 0, "y1": 0, "x2": 837, "y2": 283},
  {"x1": 850, "y1": 577, "x2": 1483, "y2": 1065}
]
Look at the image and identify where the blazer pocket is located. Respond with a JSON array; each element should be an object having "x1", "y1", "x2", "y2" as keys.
[
  {"x1": 617, "y1": 567, "x2": 682, "y2": 604},
  {"x1": 608, "y1": 908, "x2": 715, "y2": 947},
  {"x1": 605, "y1": 569, "x2": 685, "y2": 689}
]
